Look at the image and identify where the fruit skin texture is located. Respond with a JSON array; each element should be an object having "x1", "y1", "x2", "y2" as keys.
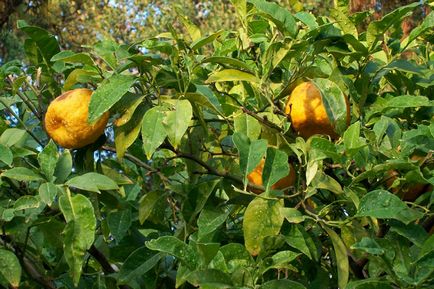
[
  {"x1": 44, "y1": 88, "x2": 109, "y2": 149},
  {"x1": 247, "y1": 159, "x2": 296, "y2": 193},
  {"x1": 284, "y1": 81, "x2": 350, "y2": 139}
]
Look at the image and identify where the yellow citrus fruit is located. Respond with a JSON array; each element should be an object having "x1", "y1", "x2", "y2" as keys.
[
  {"x1": 284, "y1": 81, "x2": 350, "y2": 139},
  {"x1": 247, "y1": 159, "x2": 296, "y2": 193},
  {"x1": 44, "y1": 88, "x2": 109, "y2": 149}
]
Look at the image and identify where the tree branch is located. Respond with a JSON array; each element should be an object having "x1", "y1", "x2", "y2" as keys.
[{"x1": 88, "y1": 245, "x2": 131, "y2": 289}]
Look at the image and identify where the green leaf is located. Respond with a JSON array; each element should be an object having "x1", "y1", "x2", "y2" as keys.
[
  {"x1": 114, "y1": 103, "x2": 147, "y2": 158},
  {"x1": 312, "y1": 78, "x2": 349, "y2": 135},
  {"x1": 243, "y1": 198, "x2": 284, "y2": 256},
  {"x1": 0, "y1": 128, "x2": 26, "y2": 147},
  {"x1": 285, "y1": 224, "x2": 318, "y2": 260},
  {"x1": 389, "y1": 221, "x2": 428, "y2": 248},
  {"x1": 17, "y1": 20, "x2": 60, "y2": 65},
  {"x1": 107, "y1": 209, "x2": 132, "y2": 242},
  {"x1": 146, "y1": 236, "x2": 198, "y2": 269},
  {"x1": 366, "y1": 3, "x2": 418, "y2": 48},
  {"x1": 200, "y1": 56, "x2": 253, "y2": 72},
  {"x1": 346, "y1": 279, "x2": 394, "y2": 289},
  {"x1": 206, "y1": 69, "x2": 260, "y2": 83},
  {"x1": 248, "y1": 0, "x2": 298, "y2": 38},
  {"x1": 178, "y1": 13, "x2": 201, "y2": 41},
  {"x1": 38, "y1": 182, "x2": 59, "y2": 206},
  {"x1": 404, "y1": 11, "x2": 434, "y2": 48},
  {"x1": 262, "y1": 148, "x2": 289, "y2": 191},
  {"x1": 13, "y1": 195, "x2": 40, "y2": 210},
  {"x1": 295, "y1": 12, "x2": 318, "y2": 30},
  {"x1": 311, "y1": 172, "x2": 343, "y2": 194},
  {"x1": 1, "y1": 167, "x2": 43, "y2": 181},
  {"x1": 260, "y1": 250, "x2": 301, "y2": 274},
  {"x1": 384, "y1": 95, "x2": 431, "y2": 109},
  {"x1": 186, "y1": 269, "x2": 233, "y2": 288},
  {"x1": 66, "y1": 172, "x2": 119, "y2": 193},
  {"x1": 54, "y1": 150, "x2": 72, "y2": 183},
  {"x1": 280, "y1": 208, "x2": 307, "y2": 224},
  {"x1": 323, "y1": 226, "x2": 349, "y2": 289},
  {"x1": 118, "y1": 247, "x2": 162, "y2": 285},
  {"x1": 0, "y1": 144, "x2": 13, "y2": 166},
  {"x1": 232, "y1": 132, "x2": 267, "y2": 186},
  {"x1": 234, "y1": 114, "x2": 261, "y2": 140},
  {"x1": 351, "y1": 237, "x2": 385, "y2": 255},
  {"x1": 309, "y1": 137, "x2": 339, "y2": 162},
  {"x1": 356, "y1": 190, "x2": 424, "y2": 224},
  {"x1": 330, "y1": 8, "x2": 357, "y2": 37},
  {"x1": 37, "y1": 140, "x2": 58, "y2": 181},
  {"x1": 64, "y1": 68, "x2": 100, "y2": 90},
  {"x1": 261, "y1": 279, "x2": 306, "y2": 289},
  {"x1": 197, "y1": 207, "x2": 231, "y2": 239},
  {"x1": 163, "y1": 99, "x2": 193, "y2": 148},
  {"x1": 142, "y1": 106, "x2": 167, "y2": 159},
  {"x1": 343, "y1": 121, "x2": 366, "y2": 154},
  {"x1": 88, "y1": 74, "x2": 135, "y2": 123},
  {"x1": 191, "y1": 30, "x2": 224, "y2": 50},
  {"x1": 0, "y1": 249, "x2": 21, "y2": 287},
  {"x1": 59, "y1": 193, "x2": 96, "y2": 286},
  {"x1": 50, "y1": 50, "x2": 94, "y2": 66},
  {"x1": 139, "y1": 191, "x2": 164, "y2": 224}
]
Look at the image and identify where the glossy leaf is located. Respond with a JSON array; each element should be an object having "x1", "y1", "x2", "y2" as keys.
[
  {"x1": 107, "y1": 209, "x2": 132, "y2": 242},
  {"x1": 248, "y1": 0, "x2": 297, "y2": 37},
  {"x1": 1, "y1": 167, "x2": 43, "y2": 181},
  {"x1": 163, "y1": 99, "x2": 193, "y2": 148},
  {"x1": 262, "y1": 147, "x2": 289, "y2": 191},
  {"x1": 404, "y1": 11, "x2": 434, "y2": 47},
  {"x1": 118, "y1": 247, "x2": 162, "y2": 285},
  {"x1": 232, "y1": 132, "x2": 267, "y2": 186},
  {"x1": 114, "y1": 103, "x2": 146, "y2": 158},
  {"x1": 54, "y1": 149, "x2": 72, "y2": 183},
  {"x1": 0, "y1": 249, "x2": 21, "y2": 287},
  {"x1": 356, "y1": 190, "x2": 424, "y2": 224},
  {"x1": 17, "y1": 20, "x2": 60, "y2": 64},
  {"x1": 59, "y1": 193, "x2": 96, "y2": 286},
  {"x1": 0, "y1": 128, "x2": 26, "y2": 147},
  {"x1": 197, "y1": 207, "x2": 231, "y2": 239},
  {"x1": 37, "y1": 140, "x2": 58, "y2": 181},
  {"x1": 38, "y1": 182, "x2": 58, "y2": 206},
  {"x1": 351, "y1": 237, "x2": 385, "y2": 255},
  {"x1": 243, "y1": 198, "x2": 284, "y2": 255},
  {"x1": 234, "y1": 113, "x2": 261, "y2": 140},
  {"x1": 0, "y1": 144, "x2": 13, "y2": 166},
  {"x1": 142, "y1": 106, "x2": 167, "y2": 159},
  {"x1": 323, "y1": 226, "x2": 349, "y2": 289},
  {"x1": 206, "y1": 69, "x2": 260, "y2": 83},
  {"x1": 66, "y1": 172, "x2": 119, "y2": 193},
  {"x1": 139, "y1": 191, "x2": 164, "y2": 224},
  {"x1": 88, "y1": 74, "x2": 135, "y2": 122},
  {"x1": 50, "y1": 50, "x2": 94, "y2": 66},
  {"x1": 261, "y1": 279, "x2": 306, "y2": 289},
  {"x1": 146, "y1": 236, "x2": 199, "y2": 269},
  {"x1": 312, "y1": 78, "x2": 349, "y2": 135}
]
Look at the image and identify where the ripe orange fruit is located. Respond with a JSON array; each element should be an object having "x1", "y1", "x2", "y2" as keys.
[
  {"x1": 247, "y1": 159, "x2": 296, "y2": 193},
  {"x1": 44, "y1": 88, "x2": 109, "y2": 149},
  {"x1": 284, "y1": 81, "x2": 350, "y2": 139}
]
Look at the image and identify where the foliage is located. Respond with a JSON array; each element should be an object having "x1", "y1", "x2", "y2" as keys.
[{"x1": 0, "y1": 0, "x2": 434, "y2": 288}]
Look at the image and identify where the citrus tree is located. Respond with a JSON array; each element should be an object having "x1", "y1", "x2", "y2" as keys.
[{"x1": 0, "y1": 1, "x2": 433, "y2": 288}]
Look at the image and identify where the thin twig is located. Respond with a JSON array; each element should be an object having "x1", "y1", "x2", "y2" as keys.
[{"x1": 102, "y1": 145, "x2": 169, "y2": 182}]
